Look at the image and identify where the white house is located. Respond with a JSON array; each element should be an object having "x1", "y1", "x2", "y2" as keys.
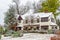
[{"x1": 16, "y1": 12, "x2": 59, "y2": 33}]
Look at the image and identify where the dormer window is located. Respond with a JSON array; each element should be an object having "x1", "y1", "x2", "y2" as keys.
[
  {"x1": 18, "y1": 16, "x2": 22, "y2": 20},
  {"x1": 37, "y1": 18, "x2": 39, "y2": 23},
  {"x1": 31, "y1": 19, "x2": 33, "y2": 23},
  {"x1": 51, "y1": 18, "x2": 55, "y2": 23},
  {"x1": 41, "y1": 17, "x2": 48, "y2": 22},
  {"x1": 25, "y1": 16, "x2": 28, "y2": 24},
  {"x1": 26, "y1": 20, "x2": 28, "y2": 23},
  {"x1": 55, "y1": 27, "x2": 57, "y2": 29},
  {"x1": 18, "y1": 16, "x2": 22, "y2": 23}
]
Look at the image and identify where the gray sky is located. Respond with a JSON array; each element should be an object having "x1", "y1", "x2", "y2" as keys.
[
  {"x1": 0, "y1": 0, "x2": 12, "y2": 25},
  {"x1": 0, "y1": 0, "x2": 39, "y2": 25},
  {"x1": 0, "y1": 0, "x2": 60, "y2": 25}
]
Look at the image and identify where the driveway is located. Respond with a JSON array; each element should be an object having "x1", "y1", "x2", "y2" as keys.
[{"x1": 1, "y1": 33, "x2": 55, "y2": 40}]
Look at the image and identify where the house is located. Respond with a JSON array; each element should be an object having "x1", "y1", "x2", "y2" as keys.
[{"x1": 16, "y1": 12, "x2": 59, "y2": 33}]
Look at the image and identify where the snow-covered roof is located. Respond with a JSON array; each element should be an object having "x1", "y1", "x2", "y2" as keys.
[
  {"x1": 17, "y1": 24, "x2": 23, "y2": 27},
  {"x1": 34, "y1": 13, "x2": 52, "y2": 17},
  {"x1": 50, "y1": 22, "x2": 57, "y2": 26},
  {"x1": 22, "y1": 12, "x2": 53, "y2": 19}
]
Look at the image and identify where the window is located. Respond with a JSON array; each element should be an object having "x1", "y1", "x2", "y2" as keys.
[
  {"x1": 18, "y1": 16, "x2": 22, "y2": 20},
  {"x1": 52, "y1": 27, "x2": 54, "y2": 29},
  {"x1": 28, "y1": 27, "x2": 32, "y2": 30},
  {"x1": 55, "y1": 27, "x2": 57, "y2": 29},
  {"x1": 41, "y1": 17, "x2": 48, "y2": 22},
  {"x1": 41, "y1": 26, "x2": 48, "y2": 30},
  {"x1": 23, "y1": 20, "x2": 25, "y2": 23},
  {"x1": 26, "y1": 20, "x2": 28, "y2": 23},
  {"x1": 37, "y1": 18, "x2": 39, "y2": 23},
  {"x1": 23, "y1": 27, "x2": 27, "y2": 30},
  {"x1": 52, "y1": 26, "x2": 57, "y2": 29},
  {"x1": 17, "y1": 27, "x2": 21, "y2": 30},
  {"x1": 51, "y1": 18, "x2": 55, "y2": 22},
  {"x1": 37, "y1": 27, "x2": 39, "y2": 30},
  {"x1": 31, "y1": 19, "x2": 33, "y2": 23},
  {"x1": 19, "y1": 20, "x2": 21, "y2": 23}
]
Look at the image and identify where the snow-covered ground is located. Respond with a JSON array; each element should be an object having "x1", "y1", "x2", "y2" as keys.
[{"x1": 1, "y1": 33, "x2": 55, "y2": 40}]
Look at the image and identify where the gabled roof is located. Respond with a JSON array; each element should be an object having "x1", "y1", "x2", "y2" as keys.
[
  {"x1": 18, "y1": 16, "x2": 22, "y2": 20},
  {"x1": 22, "y1": 12, "x2": 53, "y2": 19},
  {"x1": 50, "y1": 22, "x2": 57, "y2": 26},
  {"x1": 34, "y1": 12, "x2": 52, "y2": 17},
  {"x1": 16, "y1": 14, "x2": 23, "y2": 20}
]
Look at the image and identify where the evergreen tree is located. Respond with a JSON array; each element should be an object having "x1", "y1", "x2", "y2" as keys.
[
  {"x1": 38, "y1": 0, "x2": 60, "y2": 18},
  {"x1": 56, "y1": 19, "x2": 60, "y2": 29},
  {"x1": 0, "y1": 25, "x2": 3, "y2": 34},
  {"x1": 4, "y1": 5, "x2": 17, "y2": 30}
]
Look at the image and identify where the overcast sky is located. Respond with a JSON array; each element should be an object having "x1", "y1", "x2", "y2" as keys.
[
  {"x1": 0, "y1": 0, "x2": 40, "y2": 25},
  {"x1": 0, "y1": 0, "x2": 60, "y2": 26},
  {"x1": 0, "y1": 0, "x2": 12, "y2": 25}
]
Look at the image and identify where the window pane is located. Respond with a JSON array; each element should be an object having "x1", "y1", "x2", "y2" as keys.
[
  {"x1": 41, "y1": 17, "x2": 48, "y2": 22},
  {"x1": 51, "y1": 18, "x2": 55, "y2": 22},
  {"x1": 37, "y1": 19, "x2": 39, "y2": 23},
  {"x1": 26, "y1": 20, "x2": 28, "y2": 23},
  {"x1": 19, "y1": 20, "x2": 21, "y2": 23},
  {"x1": 41, "y1": 26, "x2": 48, "y2": 30},
  {"x1": 55, "y1": 27, "x2": 57, "y2": 29},
  {"x1": 31, "y1": 19, "x2": 33, "y2": 23}
]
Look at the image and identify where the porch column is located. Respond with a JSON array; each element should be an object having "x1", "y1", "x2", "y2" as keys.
[
  {"x1": 49, "y1": 25, "x2": 51, "y2": 30},
  {"x1": 57, "y1": 26, "x2": 59, "y2": 30},
  {"x1": 39, "y1": 25, "x2": 41, "y2": 30},
  {"x1": 21, "y1": 27, "x2": 23, "y2": 30}
]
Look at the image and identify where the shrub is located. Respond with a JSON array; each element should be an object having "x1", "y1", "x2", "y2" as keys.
[
  {"x1": 12, "y1": 31, "x2": 23, "y2": 37},
  {"x1": 0, "y1": 27, "x2": 4, "y2": 34},
  {"x1": 4, "y1": 30, "x2": 13, "y2": 37},
  {"x1": 4, "y1": 32, "x2": 12, "y2": 37},
  {"x1": 48, "y1": 30, "x2": 53, "y2": 34},
  {"x1": 0, "y1": 34, "x2": 1, "y2": 39}
]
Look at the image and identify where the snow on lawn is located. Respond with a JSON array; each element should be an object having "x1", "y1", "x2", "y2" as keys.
[{"x1": 1, "y1": 33, "x2": 55, "y2": 40}]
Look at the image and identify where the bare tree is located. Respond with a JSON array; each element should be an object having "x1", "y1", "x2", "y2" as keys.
[
  {"x1": 33, "y1": 1, "x2": 42, "y2": 13},
  {"x1": 19, "y1": 5, "x2": 30, "y2": 15},
  {"x1": 13, "y1": 0, "x2": 30, "y2": 15},
  {"x1": 13, "y1": 0, "x2": 20, "y2": 14}
]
